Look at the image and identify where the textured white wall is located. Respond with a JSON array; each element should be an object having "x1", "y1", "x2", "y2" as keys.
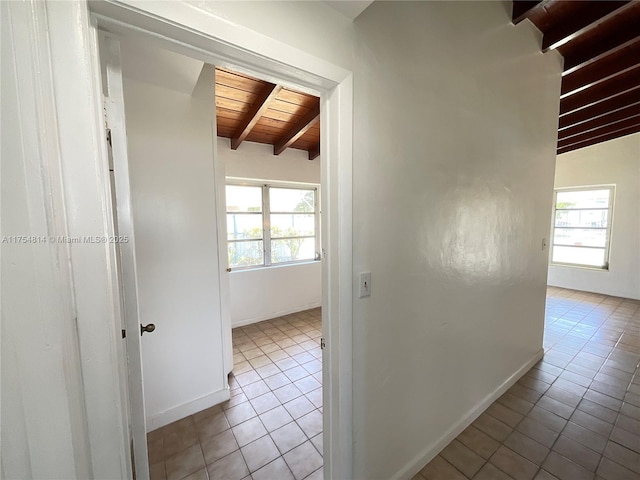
[
  {"x1": 124, "y1": 0, "x2": 563, "y2": 477},
  {"x1": 2, "y1": 5, "x2": 84, "y2": 476},
  {"x1": 229, "y1": 262, "x2": 322, "y2": 326},
  {"x1": 219, "y1": 138, "x2": 322, "y2": 326},
  {"x1": 349, "y1": 3, "x2": 562, "y2": 477},
  {"x1": 186, "y1": 0, "x2": 355, "y2": 70},
  {"x1": 548, "y1": 133, "x2": 640, "y2": 300},
  {"x1": 221, "y1": 137, "x2": 321, "y2": 184},
  {"x1": 123, "y1": 76, "x2": 227, "y2": 430},
  {"x1": 3, "y1": 1, "x2": 130, "y2": 476}
]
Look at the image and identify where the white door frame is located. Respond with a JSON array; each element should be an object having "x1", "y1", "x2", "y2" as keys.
[
  {"x1": 8, "y1": 2, "x2": 136, "y2": 477},
  {"x1": 86, "y1": 1, "x2": 354, "y2": 479},
  {"x1": 102, "y1": 34, "x2": 150, "y2": 479}
]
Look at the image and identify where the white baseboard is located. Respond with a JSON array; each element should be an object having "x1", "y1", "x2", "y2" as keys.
[
  {"x1": 547, "y1": 281, "x2": 640, "y2": 301},
  {"x1": 231, "y1": 301, "x2": 321, "y2": 328},
  {"x1": 394, "y1": 349, "x2": 545, "y2": 480},
  {"x1": 146, "y1": 388, "x2": 231, "y2": 432}
]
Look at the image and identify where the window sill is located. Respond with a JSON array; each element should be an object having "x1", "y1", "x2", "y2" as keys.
[
  {"x1": 229, "y1": 260, "x2": 321, "y2": 273},
  {"x1": 550, "y1": 262, "x2": 609, "y2": 272}
]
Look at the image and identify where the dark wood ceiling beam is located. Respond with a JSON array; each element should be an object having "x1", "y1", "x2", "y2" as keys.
[
  {"x1": 559, "y1": 103, "x2": 640, "y2": 140},
  {"x1": 558, "y1": 116, "x2": 640, "y2": 148},
  {"x1": 560, "y1": 3, "x2": 640, "y2": 72},
  {"x1": 230, "y1": 83, "x2": 282, "y2": 150},
  {"x1": 560, "y1": 66, "x2": 640, "y2": 115},
  {"x1": 542, "y1": 1, "x2": 630, "y2": 52},
  {"x1": 559, "y1": 88, "x2": 640, "y2": 129},
  {"x1": 512, "y1": 0, "x2": 553, "y2": 25},
  {"x1": 557, "y1": 124, "x2": 640, "y2": 155},
  {"x1": 274, "y1": 105, "x2": 320, "y2": 156},
  {"x1": 561, "y1": 39, "x2": 640, "y2": 95},
  {"x1": 308, "y1": 145, "x2": 320, "y2": 161}
]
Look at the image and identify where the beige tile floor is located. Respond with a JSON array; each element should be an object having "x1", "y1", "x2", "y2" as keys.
[
  {"x1": 148, "y1": 307, "x2": 323, "y2": 480},
  {"x1": 150, "y1": 288, "x2": 640, "y2": 480},
  {"x1": 415, "y1": 287, "x2": 640, "y2": 480}
]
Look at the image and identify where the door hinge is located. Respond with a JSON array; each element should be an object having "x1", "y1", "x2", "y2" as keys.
[
  {"x1": 121, "y1": 329, "x2": 126, "y2": 339},
  {"x1": 320, "y1": 337, "x2": 326, "y2": 349},
  {"x1": 103, "y1": 101, "x2": 109, "y2": 129}
]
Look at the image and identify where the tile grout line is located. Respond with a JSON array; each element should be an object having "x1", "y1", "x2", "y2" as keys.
[
  {"x1": 532, "y1": 290, "x2": 637, "y2": 479},
  {"x1": 542, "y1": 290, "x2": 639, "y2": 478},
  {"x1": 153, "y1": 308, "x2": 323, "y2": 480},
  {"x1": 231, "y1": 310, "x2": 323, "y2": 480},
  {"x1": 468, "y1": 288, "x2": 638, "y2": 480}
]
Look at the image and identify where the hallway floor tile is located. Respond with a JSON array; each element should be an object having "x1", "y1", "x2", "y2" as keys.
[{"x1": 416, "y1": 287, "x2": 640, "y2": 480}]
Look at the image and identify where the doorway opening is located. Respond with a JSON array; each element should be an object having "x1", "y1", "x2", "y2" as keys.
[
  {"x1": 102, "y1": 32, "x2": 328, "y2": 479},
  {"x1": 88, "y1": 2, "x2": 354, "y2": 476},
  {"x1": 217, "y1": 66, "x2": 324, "y2": 479}
]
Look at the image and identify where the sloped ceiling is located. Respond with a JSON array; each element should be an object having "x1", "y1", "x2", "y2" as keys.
[
  {"x1": 215, "y1": 67, "x2": 321, "y2": 160},
  {"x1": 513, "y1": 1, "x2": 640, "y2": 154},
  {"x1": 323, "y1": 0, "x2": 374, "y2": 20}
]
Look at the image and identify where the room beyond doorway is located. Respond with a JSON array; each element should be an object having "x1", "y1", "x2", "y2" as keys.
[
  {"x1": 147, "y1": 308, "x2": 323, "y2": 480},
  {"x1": 87, "y1": 3, "x2": 355, "y2": 476}
]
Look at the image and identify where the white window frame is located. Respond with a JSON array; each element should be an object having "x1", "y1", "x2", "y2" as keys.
[
  {"x1": 550, "y1": 185, "x2": 615, "y2": 270},
  {"x1": 226, "y1": 178, "x2": 321, "y2": 270}
]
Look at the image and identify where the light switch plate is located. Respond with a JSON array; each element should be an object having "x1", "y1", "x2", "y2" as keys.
[{"x1": 359, "y1": 272, "x2": 371, "y2": 298}]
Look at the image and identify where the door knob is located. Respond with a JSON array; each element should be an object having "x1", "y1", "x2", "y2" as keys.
[{"x1": 140, "y1": 323, "x2": 155, "y2": 336}]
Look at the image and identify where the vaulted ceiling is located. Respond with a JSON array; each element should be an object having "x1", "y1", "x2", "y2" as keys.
[
  {"x1": 215, "y1": 68, "x2": 321, "y2": 160},
  {"x1": 512, "y1": 1, "x2": 640, "y2": 155},
  {"x1": 216, "y1": 3, "x2": 639, "y2": 159}
]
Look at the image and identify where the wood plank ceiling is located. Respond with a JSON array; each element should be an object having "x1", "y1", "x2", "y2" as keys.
[
  {"x1": 215, "y1": 67, "x2": 321, "y2": 160},
  {"x1": 512, "y1": 1, "x2": 640, "y2": 154}
]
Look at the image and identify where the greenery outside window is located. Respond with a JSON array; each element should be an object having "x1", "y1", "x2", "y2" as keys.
[
  {"x1": 551, "y1": 186, "x2": 614, "y2": 269},
  {"x1": 226, "y1": 181, "x2": 320, "y2": 269}
]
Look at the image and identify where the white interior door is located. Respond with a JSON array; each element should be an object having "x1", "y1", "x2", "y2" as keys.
[{"x1": 102, "y1": 34, "x2": 149, "y2": 479}]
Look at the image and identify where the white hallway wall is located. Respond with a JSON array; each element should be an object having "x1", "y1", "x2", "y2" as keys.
[
  {"x1": 219, "y1": 138, "x2": 322, "y2": 326},
  {"x1": 123, "y1": 74, "x2": 228, "y2": 430},
  {"x1": 2, "y1": 3, "x2": 91, "y2": 475},
  {"x1": 548, "y1": 133, "x2": 640, "y2": 300},
  {"x1": 194, "y1": 2, "x2": 562, "y2": 478},
  {"x1": 350, "y1": 4, "x2": 561, "y2": 477},
  {"x1": 3, "y1": 1, "x2": 134, "y2": 477}
]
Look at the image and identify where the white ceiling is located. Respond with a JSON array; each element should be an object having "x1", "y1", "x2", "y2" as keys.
[
  {"x1": 114, "y1": 2, "x2": 375, "y2": 95},
  {"x1": 118, "y1": 37, "x2": 204, "y2": 95},
  {"x1": 323, "y1": 0, "x2": 374, "y2": 20}
]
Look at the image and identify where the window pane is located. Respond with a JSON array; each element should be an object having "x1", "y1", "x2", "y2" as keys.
[
  {"x1": 270, "y1": 188, "x2": 315, "y2": 212},
  {"x1": 552, "y1": 246, "x2": 605, "y2": 267},
  {"x1": 553, "y1": 228, "x2": 606, "y2": 248},
  {"x1": 227, "y1": 214, "x2": 263, "y2": 240},
  {"x1": 271, "y1": 237, "x2": 315, "y2": 263},
  {"x1": 556, "y1": 189, "x2": 610, "y2": 210},
  {"x1": 228, "y1": 240, "x2": 264, "y2": 267},
  {"x1": 226, "y1": 185, "x2": 262, "y2": 213},
  {"x1": 555, "y1": 209, "x2": 608, "y2": 228},
  {"x1": 270, "y1": 214, "x2": 315, "y2": 238}
]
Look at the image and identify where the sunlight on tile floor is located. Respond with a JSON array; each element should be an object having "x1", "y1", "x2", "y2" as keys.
[{"x1": 415, "y1": 287, "x2": 640, "y2": 480}]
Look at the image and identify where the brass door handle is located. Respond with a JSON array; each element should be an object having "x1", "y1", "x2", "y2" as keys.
[{"x1": 140, "y1": 323, "x2": 155, "y2": 336}]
